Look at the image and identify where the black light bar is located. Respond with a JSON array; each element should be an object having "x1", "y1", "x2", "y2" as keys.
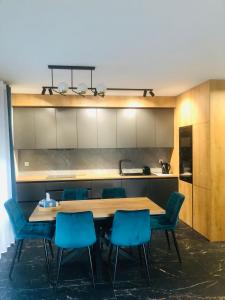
[{"x1": 48, "y1": 65, "x2": 96, "y2": 71}]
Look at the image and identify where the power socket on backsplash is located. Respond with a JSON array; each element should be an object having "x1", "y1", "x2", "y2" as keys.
[{"x1": 24, "y1": 161, "x2": 30, "y2": 167}]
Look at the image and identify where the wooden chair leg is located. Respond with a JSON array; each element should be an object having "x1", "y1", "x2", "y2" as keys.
[
  {"x1": 88, "y1": 247, "x2": 95, "y2": 288},
  {"x1": 113, "y1": 246, "x2": 119, "y2": 286},
  {"x1": 9, "y1": 240, "x2": 21, "y2": 280},
  {"x1": 171, "y1": 230, "x2": 182, "y2": 263}
]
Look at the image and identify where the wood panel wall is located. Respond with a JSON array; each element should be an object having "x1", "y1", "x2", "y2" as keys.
[
  {"x1": 12, "y1": 94, "x2": 176, "y2": 108},
  {"x1": 171, "y1": 81, "x2": 211, "y2": 238},
  {"x1": 210, "y1": 80, "x2": 225, "y2": 241},
  {"x1": 173, "y1": 79, "x2": 225, "y2": 241}
]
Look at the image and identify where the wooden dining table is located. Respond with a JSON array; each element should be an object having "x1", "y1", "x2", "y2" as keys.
[
  {"x1": 29, "y1": 197, "x2": 164, "y2": 283},
  {"x1": 29, "y1": 197, "x2": 165, "y2": 222}
]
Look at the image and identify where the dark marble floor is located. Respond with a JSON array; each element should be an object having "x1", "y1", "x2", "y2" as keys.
[{"x1": 1, "y1": 222, "x2": 225, "y2": 300}]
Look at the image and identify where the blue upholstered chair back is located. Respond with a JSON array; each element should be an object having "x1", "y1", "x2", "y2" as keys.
[
  {"x1": 4, "y1": 198, "x2": 27, "y2": 239},
  {"x1": 61, "y1": 188, "x2": 88, "y2": 201},
  {"x1": 111, "y1": 210, "x2": 151, "y2": 247},
  {"x1": 55, "y1": 211, "x2": 96, "y2": 249},
  {"x1": 165, "y1": 192, "x2": 185, "y2": 226},
  {"x1": 102, "y1": 187, "x2": 126, "y2": 199}
]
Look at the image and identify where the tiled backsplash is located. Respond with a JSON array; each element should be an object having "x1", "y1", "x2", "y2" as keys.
[{"x1": 17, "y1": 148, "x2": 173, "y2": 172}]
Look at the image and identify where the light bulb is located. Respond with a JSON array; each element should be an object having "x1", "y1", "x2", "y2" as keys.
[
  {"x1": 58, "y1": 82, "x2": 69, "y2": 94},
  {"x1": 77, "y1": 83, "x2": 88, "y2": 95}
]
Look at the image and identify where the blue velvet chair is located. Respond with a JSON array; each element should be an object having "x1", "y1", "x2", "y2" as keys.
[
  {"x1": 150, "y1": 192, "x2": 185, "y2": 263},
  {"x1": 55, "y1": 211, "x2": 97, "y2": 287},
  {"x1": 4, "y1": 198, "x2": 55, "y2": 280},
  {"x1": 102, "y1": 187, "x2": 126, "y2": 199},
  {"x1": 109, "y1": 209, "x2": 151, "y2": 285},
  {"x1": 61, "y1": 188, "x2": 88, "y2": 201}
]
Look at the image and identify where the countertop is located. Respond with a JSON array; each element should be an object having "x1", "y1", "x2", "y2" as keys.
[{"x1": 16, "y1": 171, "x2": 178, "y2": 183}]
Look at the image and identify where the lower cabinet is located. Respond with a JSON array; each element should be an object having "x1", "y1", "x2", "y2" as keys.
[
  {"x1": 16, "y1": 177, "x2": 178, "y2": 217},
  {"x1": 122, "y1": 178, "x2": 178, "y2": 208},
  {"x1": 149, "y1": 178, "x2": 178, "y2": 209},
  {"x1": 91, "y1": 180, "x2": 122, "y2": 199}
]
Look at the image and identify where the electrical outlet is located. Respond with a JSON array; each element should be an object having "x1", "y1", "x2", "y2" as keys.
[{"x1": 24, "y1": 161, "x2": 30, "y2": 167}]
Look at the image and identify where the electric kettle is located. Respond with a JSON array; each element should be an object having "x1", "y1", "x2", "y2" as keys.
[{"x1": 160, "y1": 161, "x2": 171, "y2": 174}]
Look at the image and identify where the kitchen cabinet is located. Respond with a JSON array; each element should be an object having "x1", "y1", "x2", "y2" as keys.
[
  {"x1": 77, "y1": 108, "x2": 98, "y2": 148},
  {"x1": 121, "y1": 179, "x2": 151, "y2": 197},
  {"x1": 17, "y1": 182, "x2": 46, "y2": 202},
  {"x1": 91, "y1": 180, "x2": 121, "y2": 198},
  {"x1": 56, "y1": 108, "x2": 77, "y2": 149},
  {"x1": 149, "y1": 178, "x2": 178, "y2": 208},
  {"x1": 13, "y1": 108, "x2": 35, "y2": 149},
  {"x1": 97, "y1": 109, "x2": 117, "y2": 148},
  {"x1": 16, "y1": 177, "x2": 178, "y2": 217},
  {"x1": 155, "y1": 109, "x2": 174, "y2": 147},
  {"x1": 13, "y1": 107, "x2": 174, "y2": 149},
  {"x1": 34, "y1": 108, "x2": 57, "y2": 149},
  {"x1": 117, "y1": 109, "x2": 136, "y2": 148},
  {"x1": 136, "y1": 109, "x2": 155, "y2": 147},
  {"x1": 45, "y1": 181, "x2": 92, "y2": 200}
]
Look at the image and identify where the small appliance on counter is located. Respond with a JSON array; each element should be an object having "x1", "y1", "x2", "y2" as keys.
[
  {"x1": 159, "y1": 160, "x2": 171, "y2": 174},
  {"x1": 143, "y1": 166, "x2": 151, "y2": 175}
]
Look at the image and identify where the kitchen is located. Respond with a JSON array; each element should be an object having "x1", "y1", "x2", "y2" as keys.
[{"x1": 1, "y1": 1, "x2": 225, "y2": 299}]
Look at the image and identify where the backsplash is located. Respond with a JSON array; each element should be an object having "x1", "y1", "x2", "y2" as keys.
[{"x1": 17, "y1": 148, "x2": 173, "y2": 172}]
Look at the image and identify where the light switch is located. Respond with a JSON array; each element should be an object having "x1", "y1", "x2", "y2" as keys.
[{"x1": 24, "y1": 161, "x2": 30, "y2": 167}]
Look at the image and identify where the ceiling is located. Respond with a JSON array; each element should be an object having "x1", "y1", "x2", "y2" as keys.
[{"x1": 0, "y1": 0, "x2": 225, "y2": 96}]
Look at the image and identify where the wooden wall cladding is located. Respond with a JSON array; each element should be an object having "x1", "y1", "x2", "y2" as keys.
[
  {"x1": 179, "y1": 180, "x2": 193, "y2": 227},
  {"x1": 12, "y1": 94, "x2": 176, "y2": 108}
]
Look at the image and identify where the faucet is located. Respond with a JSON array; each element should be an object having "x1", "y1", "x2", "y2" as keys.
[{"x1": 119, "y1": 159, "x2": 132, "y2": 175}]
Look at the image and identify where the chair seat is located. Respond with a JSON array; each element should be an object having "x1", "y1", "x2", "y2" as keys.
[
  {"x1": 17, "y1": 222, "x2": 54, "y2": 240},
  {"x1": 150, "y1": 215, "x2": 175, "y2": 230}
]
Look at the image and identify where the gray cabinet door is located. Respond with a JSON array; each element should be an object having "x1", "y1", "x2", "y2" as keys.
[
  {"x1": 97, "y1": 109, "x2": 117, "y2": 148},
  {"x1": 34, "y1": 108, "x2": 57, "y2": 149},
  {"x1": 13, "y1": 108, "x2": 35, "y2": 149},
  {"x1": 117, "y1": 109, "x2": 136, "y2": 148},
  {"x1": 56, "y1": 108, "x2": 77, "y2": 149},
  {"x1": 149, "y1": 178, "x2": 178, "y2": 209},
  {"x1": 77, "y1": 109, "x2": 97, "y2": 148},
  {"x1": 136, "y1": 109, "x2": 155, "y2": 147},
  {"x1": 155, "y1": 109, "x2": 174, "y2": 147},
  {"x1": 121, "y1": 179, "x2": 151, "y2": 197},
  {"x1": 91, "y1": 179, "x2": 122, "y2": 198}
]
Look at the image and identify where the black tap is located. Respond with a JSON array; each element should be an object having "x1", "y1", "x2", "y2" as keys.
[{"x1": 119, "y1": 159, "x2": 131, "y2": 175}]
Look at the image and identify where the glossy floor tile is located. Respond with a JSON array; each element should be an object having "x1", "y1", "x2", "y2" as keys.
[{"x1": 0, "y1": 222, "x2": 225, "y2": 299}]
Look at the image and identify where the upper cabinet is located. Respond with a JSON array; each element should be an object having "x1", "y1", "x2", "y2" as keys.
[
  {"x1": 13, "y1": 107, "x2": 174, "y2": 149},
  {"x1": 77, "y1": 109, "x2": 98, "y2": 148},
  {"x1": 136, "y1": 109, "x2": 155, "y2": 147},
  {"x1": 13, "y1": 108, "x2": 35, "y2": 149},
  {"x1": 155, "y1": 109, "x2": 174, "y2": 147},
  {"x1": 56, "y1": 108, "x2": 77, "y2": 149},
  {"x1": 34, "y1": 108, "x2": 57, "y2": 149},
  {"x1": 97, "y1": 109, "x2": 117, "y2": 148},
  {"x1": 117, "y1": 109, "x2": 136, "y2": 148}
]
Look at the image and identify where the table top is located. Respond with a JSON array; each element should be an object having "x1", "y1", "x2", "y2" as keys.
[{"x1": 29, "y1": 197, "x2": 165, "y2": 222}]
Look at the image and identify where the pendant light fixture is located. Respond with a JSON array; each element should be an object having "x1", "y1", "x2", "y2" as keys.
[{"x1": 41, "y1": 65, "x2": 155, "y2": 97}]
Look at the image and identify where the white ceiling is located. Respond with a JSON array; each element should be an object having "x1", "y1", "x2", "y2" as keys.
[{"x1": 0, "y1": 0, "x2": 225, "y2": 96}]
